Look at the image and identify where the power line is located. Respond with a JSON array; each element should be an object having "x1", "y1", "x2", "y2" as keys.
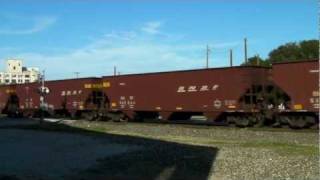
[{"x1": 74, "y1": 72, "x2": 80, "y2": 79}]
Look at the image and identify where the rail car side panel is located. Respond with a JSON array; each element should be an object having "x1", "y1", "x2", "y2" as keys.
[
  {"x1": 103, "y1": 67, "x2": 271, "y2": 119},
  {"x1": 272, "y1": 60, "x2": 319, "y2": 112},
  {"x1": 43, "y1": 78, "x2": 103, "y2": 111}
]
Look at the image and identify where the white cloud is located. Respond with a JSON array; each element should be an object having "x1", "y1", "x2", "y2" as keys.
[
  {"x1": 13, "y1": 36, "x2": 206, "y2": 79},
  {"x1": 1, "y1": 20, "x2": 241, "y2": 80},
  {"x1": 0, "y1": 16, "x2": 57, "y2": 35},
  {"x1": 141, "y1": 21, "x2": 163, "y2": 35},
  {"x1": 103, "y1": 31, "x2": 137, "y2": 41}
]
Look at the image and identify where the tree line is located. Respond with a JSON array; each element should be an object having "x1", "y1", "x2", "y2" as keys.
[{"x1": 243, "y1": 39, "x2": 319, "y2": 67}]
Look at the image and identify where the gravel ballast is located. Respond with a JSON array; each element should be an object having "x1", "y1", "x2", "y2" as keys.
[{"x1": 69, "y1": 121, "x2": 320, "y2": 180}]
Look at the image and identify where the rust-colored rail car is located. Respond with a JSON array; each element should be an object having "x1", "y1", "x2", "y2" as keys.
[
  {"x1": 42, "y1": 78, "x2": 107, "y2": 116},
  {"x1": 102, "y1": 66, "x2": 272, "y2": 123},
  {"x1": 272, "y1": 60, "x2": 319, "y2": 111},
  {"x1": 0, "y1": 78, "x2": 108, "y2": 118},
  {"x1": 0, "y1": 60, "x2": 318, "y2": 128},
  {"x1": 272, "y1": 60, "x2": 319, "y2": 128}
]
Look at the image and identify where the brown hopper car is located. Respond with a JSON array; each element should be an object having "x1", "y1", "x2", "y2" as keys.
[
  {"x1": 271, "y1": 60, "x2": 319, "y2": 128},
  {"x1": 102, "y1": 66, "x2": 273, "y2": 124},
  {"x1": 0, "y1": 78, "x2": 108, "y2": 119}
]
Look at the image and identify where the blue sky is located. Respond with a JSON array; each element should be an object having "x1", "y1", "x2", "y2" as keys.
[{"x1": 0, "y1": 0, "x2": 317, "y2": 80}]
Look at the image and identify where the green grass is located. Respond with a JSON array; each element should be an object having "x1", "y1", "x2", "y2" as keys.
[{"x1": 240, "y1": 141, "x2": 319, "y2": 156}]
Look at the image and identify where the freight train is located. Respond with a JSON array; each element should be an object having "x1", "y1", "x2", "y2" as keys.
[{"x1": 0, "y1": 60, "x2": 318, "y2": 128}]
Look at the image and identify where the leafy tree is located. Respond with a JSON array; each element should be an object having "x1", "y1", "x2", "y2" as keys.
[
  {"x1": 245, "y1": 55, "x2": 270, "y2": 67},
  {"x1": 268, "y1": 40, "x2": 318, "y2": 63},
  {"x1": 299, "y1": 40, "x2": 319, "y2": 60},
  {"x1": 241, "y1": 39, "x2": 318, "y2": 66}
]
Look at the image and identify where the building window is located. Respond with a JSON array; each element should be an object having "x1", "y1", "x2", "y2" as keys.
[
  {"x1": 25, "y1": 75, "x2": 30, "y2": 78},
  {"x1": 25, "y1": 80, "x2": 30, "y2": 83},
  {"x1": 12, "y1": 80, "x2": 16, "y2": 84}
]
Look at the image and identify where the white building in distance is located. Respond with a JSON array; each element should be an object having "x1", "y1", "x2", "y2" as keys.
[{"x1": 0, "y1": 59, "x2": 40, "y2": 84}]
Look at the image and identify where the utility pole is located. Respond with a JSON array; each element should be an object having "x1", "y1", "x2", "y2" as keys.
[
  {"x1": 206, "y1": 45, "x2": 211, "y2": 68},
  {"x1": 39, "y1": 70, "x2": 45, "y2": 124},
  {"x1": 256, "y1": 54, "x2": 260, "y2": 66},
  {"x1": 244, "y1": 38, "x2": 248, "y2": 64},
  {"x1": 114, "y1": 66, "x2": 117, "y2": 76},
  {"x1": 37, "y1": 70, "x2": 50, "y2": 124},
  {"x1": 41, "y1": 70, "x2": 44, "y2": 88},
  {"x1": 74, "y1": 72, "x2": 80, "y2": 79},
  {"x1": 25, "y1": 86, "x2": 29, "y2": 108},
  {"x1": 229, "y1": 49, "x2": 233, "y2": 67}
]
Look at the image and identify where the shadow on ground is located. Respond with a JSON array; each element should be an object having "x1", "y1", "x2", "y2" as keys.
[{"x1": 0, "y1": 118, "x2": 218, "y2": 180}]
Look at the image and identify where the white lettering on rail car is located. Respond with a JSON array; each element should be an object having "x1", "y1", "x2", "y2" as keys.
[
  {"x1": 214, "y1": 99, "x2": 222, "y2": 109},
  {"x1": 188, "y1": 86, "x2": 197, "y2": 92},
  {"x1": 61, "y1": 90, "x2": 82, "y2": 96},
  {"x1": 177, "y1": 86, "x2": 186, "y2": 93},
  {"x1": 119, "y1": 96, "x2": 136, "y2": 109},
  {"x1": 212, "y1": 85, "x2": 219, "y2": 90},
  {"x1": 177, "y1": 84, "x2": 219, "y2": 93},
  {"x1": 309, "y1": 69, "x2": 319, "y2": 73},
  {"x1": 200, "y1": 85, "x2": 209, "y2": 91},
  {"x1": 310, "y1": 90, "x2": 320, "y2": 109}
]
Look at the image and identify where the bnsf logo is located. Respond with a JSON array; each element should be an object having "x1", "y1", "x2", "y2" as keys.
[{"x1": 177, "y1": 84, "x2": 219, "y2": 93}]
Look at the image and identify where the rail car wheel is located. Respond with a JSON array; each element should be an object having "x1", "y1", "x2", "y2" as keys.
[
  {"x1": 235, "y1": 116, "x2": 250, "y2": 127},
  {"x1": 83, "y1": 112, "x2": 97, "y2": 121},
  {"x1": 254, "y1": 115, "x2": 265, "y2": 127},
  {"x1": 305, "y1": 116, "x2": 316, "y2": 127},
  {"x1": 288, "y1": 116, "x2": 307, "y2": 129},
  {"x1": 107, "y1": 113, "x2": 120, "y2": 122},
  {"x1": 119, "y1": 113, "x2": 130, "y2": 122},
  {"x1": 278, "y1": 116, "x2": 290, "y2": 125},
  {"x1": 226, "y1": 116, "x2": 237, "y2": 124}
]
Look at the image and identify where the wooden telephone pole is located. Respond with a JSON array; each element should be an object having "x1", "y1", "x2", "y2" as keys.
[
  {"x1": 229, "y1": 49, "x2": 233, "y2": 67},
  {"x1": 206, "y1": 45, "x2": 211, "y2": 68},
  {"x1": 244, "y1": 38, "x2": 248, "y2": 64},
  {"x1": 74, "y1": 72, "x2": 80, "y2": 79},
  {"x1": 114, "y1": 66, "x2": 117, "y2": 76}
]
